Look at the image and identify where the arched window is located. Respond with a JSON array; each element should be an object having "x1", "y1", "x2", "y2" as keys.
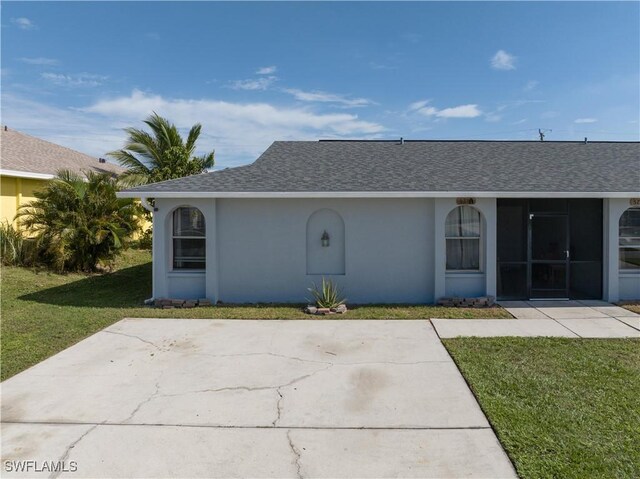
[
  {"x1": 172, "y1": 207, "x2": 205, "y2": 270},
  {"x1": 306, "y1": 209, "x2": 345, "y2": 275},
  {"x1": 445, "y1": 206, "x2": 481, "y2": 271},
  {"x1": 619, "y1": 207, "x2": 640, "y2": 270}
]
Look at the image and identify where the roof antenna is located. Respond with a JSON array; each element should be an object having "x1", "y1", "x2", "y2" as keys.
[{"x1": 538, "y1": 128, "x2": 552, "y2": 141}]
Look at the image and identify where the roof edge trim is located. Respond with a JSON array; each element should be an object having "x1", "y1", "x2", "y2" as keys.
[
  {"x1": 116, "y1": 191, "x2": 640, "y2": 199},
  {"x1": 0, "y1": 169, "x2": 56, "y2": 180}
]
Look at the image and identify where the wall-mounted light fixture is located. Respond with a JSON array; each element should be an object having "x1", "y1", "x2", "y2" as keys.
[{"x1": 321, "y1": 230, "x2": 330, "y2": 247}]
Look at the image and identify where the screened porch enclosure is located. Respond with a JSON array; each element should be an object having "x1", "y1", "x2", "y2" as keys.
[{"x1": 497, "y1": 198, "x2": 603, "y2": 300}]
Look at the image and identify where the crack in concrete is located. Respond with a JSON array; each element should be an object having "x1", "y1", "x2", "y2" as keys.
[
  {"x1": 286, "y1": 430, "x2": 303, "y2": 479},
  {"x1": 49, "y1": 423, "x2": 100, "y2": 479},
  {"x1": 101, "y1": 330, "x2": 164, "y2": 351},
  {"x1": 123, "y1": 364, "x2": 333, "y2": 422},
  {"x1": 187, "y1": 364, "x2": 333, "y2": 397},
  {"x1": 124, "y1": 381, "x2": 161, "y2": 423},
  {"x1": 273, "y1": 389, "x2": 284, "y2": 427}
]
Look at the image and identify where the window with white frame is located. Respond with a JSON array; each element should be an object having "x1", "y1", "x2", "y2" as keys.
[
  {"x1": 445, "y1": 206, "x2": 481, "y2": 271},
  {"x1": 172, "y1": 207, "x2": 205, "y2": 270},
  {"x1": 619, "y1": 207, "x2": 640, "y2": 271}
]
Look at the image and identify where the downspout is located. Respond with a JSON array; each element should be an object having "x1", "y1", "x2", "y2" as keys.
[
  {"x1": 140, "y1": 197, "x2": 156, "y2": 304},
  {"x1": 140, "y1": 197, "x2": 156, "y2": 213}
]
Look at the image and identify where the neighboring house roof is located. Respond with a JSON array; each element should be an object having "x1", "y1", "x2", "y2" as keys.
[
  {"x1": 0, "y1": 127, "x2": 124, "y2": 179},
  {"x1": 119, "y1": 140, "x2": 640, "y2": 197}
]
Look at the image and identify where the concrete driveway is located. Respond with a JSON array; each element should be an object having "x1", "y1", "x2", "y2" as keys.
[{"x1": 1, "y1": 319, "x2": 515, "y2": 478}]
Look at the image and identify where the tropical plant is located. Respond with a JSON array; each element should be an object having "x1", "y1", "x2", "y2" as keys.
[
  {"x1": 16, "y1": 170, "x2": 140, "y2": 272},
  {"x1": 107, "y1": 112, "x2": 215, "y2": 186},
  {"x1": 307, "y1": 278, "x2": 346, "y2": 309},
  {"x1": 0, "y1": 221, "x2": 34, "y2": 266}
]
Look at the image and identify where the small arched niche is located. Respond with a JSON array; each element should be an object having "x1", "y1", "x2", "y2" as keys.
[{"x1": 307, "y1": 209, "x2": 345, "y2": 275}]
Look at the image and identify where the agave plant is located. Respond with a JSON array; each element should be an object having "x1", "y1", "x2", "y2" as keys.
[
  {"x1": 307, "y1": 278, "x2": 346, "y2": 309},
  {"x1": 16, "y1": 170, "x2": 140, "y2": 272}
]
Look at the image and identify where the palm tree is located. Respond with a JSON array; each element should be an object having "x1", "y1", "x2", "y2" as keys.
[
  {"x1": 16, "y1": 170, "x2": 140, "y2": 272},
  {"x1": 108, "y1": 113, "x2": 215, "y2": 186}
]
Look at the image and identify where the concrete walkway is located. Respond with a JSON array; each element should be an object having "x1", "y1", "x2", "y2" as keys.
[
  {"x1": 1, "y1": 319, "x2": 516, "y2": 478},
  {"x1": 433, "y1": 300, "x2": 640, "y2": 338}
]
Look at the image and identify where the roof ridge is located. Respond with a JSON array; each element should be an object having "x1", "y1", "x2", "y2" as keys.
[{"x1": 317, "y1": 139, "x2": 640, "y2": 144}]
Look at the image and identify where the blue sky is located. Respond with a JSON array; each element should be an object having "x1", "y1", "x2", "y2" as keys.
[{"x1": 2, "y1": 1, "x2": 639, "y2": 168}]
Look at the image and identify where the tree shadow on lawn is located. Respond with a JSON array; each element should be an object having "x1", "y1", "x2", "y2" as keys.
[{"x1": 19, "y1": 263, "x2": 152, "y2": 308}]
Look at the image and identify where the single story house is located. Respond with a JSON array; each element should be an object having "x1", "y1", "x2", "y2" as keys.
[
  {"x1": 118, "y1": 140, "x2": 640, "y2": 304},
  {"x1": 0, "y1": 127, "x2": 124, "y2": 226}
]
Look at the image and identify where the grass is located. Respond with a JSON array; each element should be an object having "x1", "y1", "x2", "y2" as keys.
[
  {"x1": 443, "y1": 337, "x2": 640, "y2": 479},
  {"x1": 1, "y1": 249, "x2": 510, "y2": 380}
]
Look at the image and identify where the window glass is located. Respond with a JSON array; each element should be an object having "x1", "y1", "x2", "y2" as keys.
[
  {"x1": 445, "y1": 206, "x2": 481, "y2": 237},
  {"x1": 446, "y1": 206, "x2": 481, "y2": 271},
  {"x1": 173, "y1": 207, "x2": 205, "y2": 269},
  {"x1": 619, "y1": 207, "x2": 640, "y2": 270},
  {"x1": 173, "y1": 207, "x2": 205, "y2": 237}
]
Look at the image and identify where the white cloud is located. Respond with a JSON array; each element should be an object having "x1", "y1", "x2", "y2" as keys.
[
  {"x1": 256, "y1": 66, "x2": 277, "y2": 75},
  {"x1": 408, "y1": 100, "x2": 431, "y2": 112},
  {"x1": 41, "y1": 72, "x2": 107, "y2": 87},
  {"x1": 523, "y1": 80, "x2": 538, "y2": 91},
  {"x1": 11, "y1": 17, "x2": 35, "y2": 30},
  {"x1": 230, "y1": 76, "x2": 277, "y2": 91},
  {"x1": 437, "y1": 104, "x2": 483, "y2": 118},
  {"x1": 20, "y1": 57, "x2": 59, "y2": 66},
  {"x1": 284, "y1": 89, "x2": 372, "y2": 107},
  {"x1": 2, "y1": 90, "x2": 385, "y2": 168},
  {"x1": 574, "y1": 118, "x2": 597, "y2": 124},
  {"x1": 1, "y1": 94, "x2": 125, "y2": 160},
  {"x1": 491, "y1": 50, "x2": 516, "y2": 70},
  {"x1": 410, "y1": 100, "x2": 482, "y2": 119},
  {"x1": 512, "y1": 118, "x2": 528, "y2": 125}
]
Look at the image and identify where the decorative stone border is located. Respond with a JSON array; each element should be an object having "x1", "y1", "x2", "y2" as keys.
[
  {"x1": 153, "y1": 298, "x2": 212, "y2": 309},
  {"x1": 437, "y1": 296, "x2": 496, "y2": 308},
  {"x1": 305, "y1": 304, "x2": 348, "y2": 315}
]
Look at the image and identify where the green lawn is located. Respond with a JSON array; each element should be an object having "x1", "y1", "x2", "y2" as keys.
[
  {"x1": 444, "y1": 338, "x2": 640, "y2": 479},
  {"x1": 1, "y1": 249, "x2": 510, "y2": 380}
]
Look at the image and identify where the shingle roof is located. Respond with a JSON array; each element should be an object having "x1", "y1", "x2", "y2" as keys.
[
  {"x1": 121, "y1": 140, "x2": 640, "y2": 195},
  {"x1": 0, "y1": 127, "x2": 124, "y2": 177}
]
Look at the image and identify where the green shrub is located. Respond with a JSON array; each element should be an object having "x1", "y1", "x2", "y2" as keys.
[
  {"x1": 308, "y1": 278, "x2": 346, "y2": 308},
  {"x1": 16, "y1": 170, "x2": 140, "y2": 272},
  {"x1": 0, "y1": 221, "x2": 34, "y2": 266}
]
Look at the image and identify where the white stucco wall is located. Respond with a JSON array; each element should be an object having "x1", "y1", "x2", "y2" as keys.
[
  {"x1": 216, "y1": 198, "x2": 436, "y2": 303},
  {"x1": 152, "y1": 197, "x2": 452, "y2": 303},
  {"x1": 149, "y1": 195, "x2": 635, "y2": 304}
]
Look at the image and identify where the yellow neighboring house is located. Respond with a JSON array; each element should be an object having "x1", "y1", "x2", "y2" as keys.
[{"x1": 0, "y1": 126, "x2": 125, "y2": 227}]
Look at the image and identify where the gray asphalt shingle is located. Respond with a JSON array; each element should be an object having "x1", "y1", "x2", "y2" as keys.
[
  {"x1": 1, "y1": 128, "x2": 124, "y2": 177},
  {"x1": 122, "y1": 140, "x2": 640, "y2": 194}
]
